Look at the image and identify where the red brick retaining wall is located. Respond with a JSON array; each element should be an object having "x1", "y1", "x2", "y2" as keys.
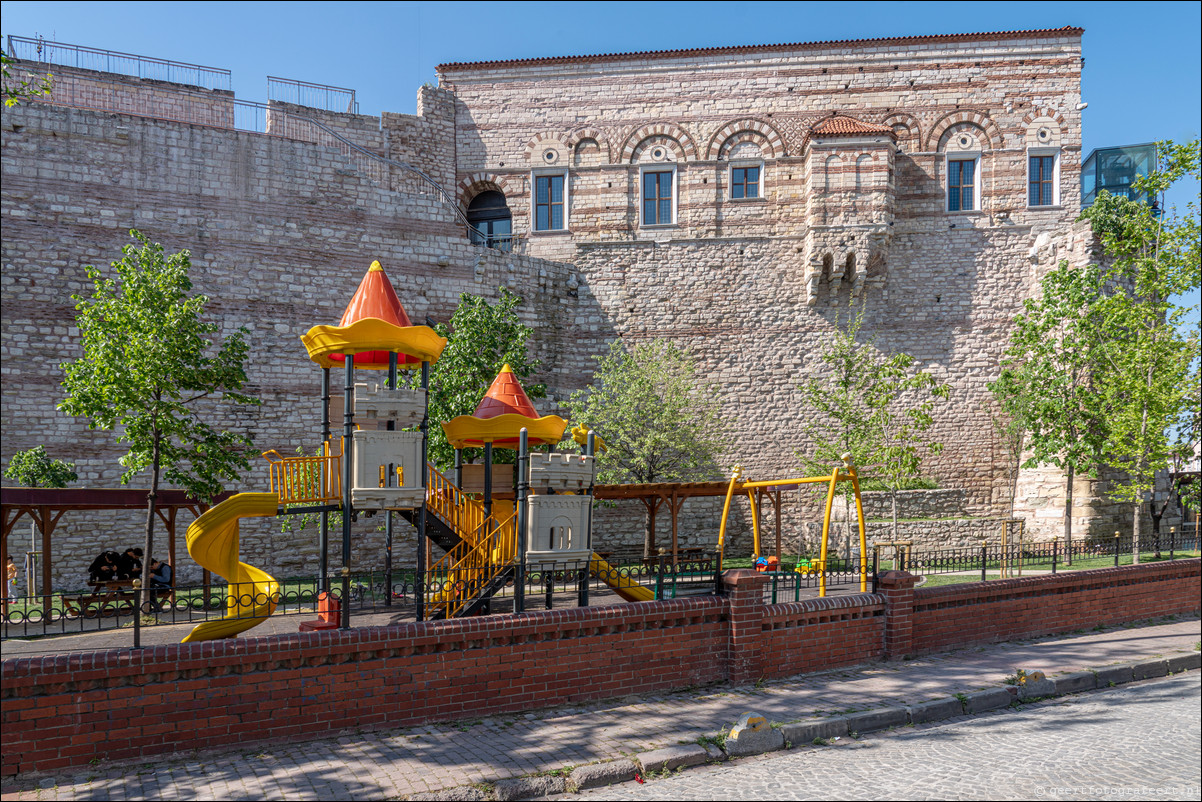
[
  {"x1": 909, "y1": 560, "x2": 1201, "y2": 655},
  {"x1": 2, "y1": 561, "x2": 1197, "y2": 776}
]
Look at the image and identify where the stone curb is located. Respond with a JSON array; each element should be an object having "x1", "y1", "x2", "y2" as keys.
[{"x1": 512, "y1": 657, "x2": 1202, "y2": 799}]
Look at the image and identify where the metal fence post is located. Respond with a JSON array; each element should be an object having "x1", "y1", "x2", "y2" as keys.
[
  {"x1": 132, "y1": 579, "x2": 142, "y2": 648},
  {"x1": 872, "y1": 548, "x2": 880, "y2": 593},
  {"x1": 655, "y1": 553, "x2": 666, "y2": 600},
  {"x1": 1169, "y1": 526, "x2": 1175, "y2": 561},
  {"x1": 578, "y1": 562, "x2": 588, "y2": 607},
  {"x1": 980, "y1": 542, "x2": 987, "y2": 582},
  {"x1": 1114, "y1": 531, "x2": 1120, "y2": 567},
  {"x1": 1051, "y1": 538, "x2": 1058, "y2": 574}
]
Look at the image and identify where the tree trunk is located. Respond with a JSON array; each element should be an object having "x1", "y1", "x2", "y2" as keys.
[
  {"x1": 1063, "y1": 464, "x2": 1074, "y2": 566},
  {"x1": 890, "y1": 490, "x2": 899, "y2": 543},
  {"x1": 141, "y1": 431, "x2": 160, "y2": 620},
  {"x1": 642, "y1": 498, "x2": 658, "y2": 561}
]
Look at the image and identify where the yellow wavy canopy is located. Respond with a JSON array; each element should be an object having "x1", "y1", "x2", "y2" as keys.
[{"x1": 301, "y1": 318, "x2": 447, "y2": 368}]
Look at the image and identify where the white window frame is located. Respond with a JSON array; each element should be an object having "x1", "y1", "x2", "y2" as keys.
[
  {"x1": 531, "y1": 169, "x2": 570, "y2": 233},
  {"x1": 945, "y1": 152, "x2": 982, "y2": 213},
  {"x1": 639, "y1": 163, "x2": 678, "y2": 227},
  {"x1": 728, "y1": 160, "x2": 764, "y2": 201},
  {"x1": 1026, "y1": 148, "x2": 1061, "y2": 208}
]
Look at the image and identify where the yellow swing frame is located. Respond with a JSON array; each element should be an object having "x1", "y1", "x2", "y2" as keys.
[{"x1": 717, "y1": 454, "x2": 867, "y2": 596}]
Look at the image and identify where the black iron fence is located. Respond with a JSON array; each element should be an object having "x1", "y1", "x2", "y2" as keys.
[
  {"x1": 0, "y1": 555, "x2": 722, "y2": 641},
  {"x1": 870, "y1": 530, "x2": 1200, "y2": 591}
]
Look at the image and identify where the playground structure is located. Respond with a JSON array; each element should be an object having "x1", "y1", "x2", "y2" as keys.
[
  {"x1": 717, "y1": 454, "x2": 869, "y2": 597},
  {"x1": 183, "y1": 260, "x2": 657, "y2": 641}
]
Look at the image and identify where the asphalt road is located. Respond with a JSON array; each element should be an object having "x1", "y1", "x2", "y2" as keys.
[{"x1": 572, "y1": 672, "x2": 1202, "y2": 801}]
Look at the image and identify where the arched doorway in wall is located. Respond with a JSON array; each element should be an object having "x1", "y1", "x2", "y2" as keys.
[{"x1": 466, "y1": 190, "x2": 513, "y2": 252}]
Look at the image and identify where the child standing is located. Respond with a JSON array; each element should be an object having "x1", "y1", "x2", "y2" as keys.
[{"x1": 5, "y1": 555, "x2": 17, "y2": 603}]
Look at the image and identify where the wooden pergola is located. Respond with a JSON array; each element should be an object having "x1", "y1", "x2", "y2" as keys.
[
  {"x1": 0, "y1": 487, "x2": 233, "y2": 613},
  {"x1": 593, "y1": 480, "x2": 809, "y2": 562}
]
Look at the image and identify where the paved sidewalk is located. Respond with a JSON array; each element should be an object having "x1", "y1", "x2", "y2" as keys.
[{"x1": 1, "y1": 615, "x2": 1199, "y2": 800}]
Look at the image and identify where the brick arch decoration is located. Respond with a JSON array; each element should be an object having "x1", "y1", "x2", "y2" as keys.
[
  {"x1": 705, "y1": 118, "x2": 787, "y2": 160},
  {"x1": 1021, "y1": 107, "x2": 1067, "y2": 129},
  {"x1": 456, "y1": 173, "x2": 518, "y2": 212},
  {"x1": 619, "y1": 122, "x2": 698, "y2": 163},
  {"x1": 523, "y1": 132, "x2": 570, "y2": 164},
  {"x1": 565, "y1": 128, "x2": 613, "y2": 163},
  {"x1": 880, "y1": 112, "x2": 922, "y2": 149},
  {"x1": 927, "y1": 110, "x2": 1003, "y2": 152}
]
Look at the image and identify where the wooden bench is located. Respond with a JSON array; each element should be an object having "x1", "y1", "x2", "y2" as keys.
[{"x1": 61, "y1": 579, "x2": 160, "y2": 618}]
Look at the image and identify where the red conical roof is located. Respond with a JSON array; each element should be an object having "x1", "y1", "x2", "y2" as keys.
[
  {"x1": 473, "y1": 364, "x2": 539, "y2": 419},
  {"x1": 330, "y1": 260, "x2": 417, "y2": 368}
]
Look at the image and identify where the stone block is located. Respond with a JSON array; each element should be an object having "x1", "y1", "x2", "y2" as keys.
[
  {"x1": 908, "y1": 697, "x2": 965, "y2": 724},
  {"x1": 494, "y1": 776, "x2": 566, "y2": 801},
  {"x1": 1166, "y1": 652, "x2": 1201, "y2": 673},
  {"x1": 1132, "y1": 659, "x2": 1168, "y2": 680},
  {"x1": 725, "y1": 712, "x2": 785, "y2": 757},
  {"x1": 637, "y1": 744, "x2": 709, "y2": 774},
  {"x1": 569, "y1": 759, "x2": 637, "y2": 791},
  {"x1": 962, "y1": 688, "x2": 1013, "y2": 714},
  {"x1": 780, "y1": 717, "x2": 848, "y2": 745},
  {"x1": 1094, "y1": 664, "x2": 1135, "y2": 687},
  {"x1": 844, "y1": 706, "x2": 908, "y2": 734},
  {"x1": 702, "y1": 743, "x2": 725, "y2": 762},
  {"x1": 1018, "y1": 678, "x2": 1057, "y2": 700},
  {"x1": 1052, "y1": 671, "x2": 1097, "y2": 695}
]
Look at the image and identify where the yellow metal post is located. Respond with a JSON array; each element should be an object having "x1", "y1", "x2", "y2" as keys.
[
  {"x1": 818, "y1": 466, "x2": 840, "y2": 598},
  {"x1": 844, "y1": 454, "x2": 869, "y2": 593},
  {"x1": 717, "y1": 465, "x2": 743, "y2": 567},
  {"x1": 747, "y1": 489, "x2": 761, "y2": 559}
]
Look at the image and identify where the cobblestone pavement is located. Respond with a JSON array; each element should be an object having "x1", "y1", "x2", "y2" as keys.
[
  {"x1": 0, "y1": 616, "x2": 1198, "y2": 800},
  {"x1": 572, "y1": 672, "x2": 1202, "y2": 801}
]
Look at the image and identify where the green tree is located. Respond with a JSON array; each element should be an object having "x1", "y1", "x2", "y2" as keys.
[
  {"x1": 3, "y1": 446, "x2": 77, "y2": 488},
  {"x1": 418, "y1": 287, "x2": 544, "y2": 470},
  {"x1": 568, "y1": 339, "x2": 728, "y2": 558},
  {"x1": 58, "y1": 230, "x2": 260, "y2": 590},
  {"x1": 991, "y1": 262, "x2": 1112, "y2": 561},
  {"x1": 1080, "y1": 140, "x2": 1200, "y2": 560},
  {"x1": 798, "y1": 307, "x2": 950, "y2": 541},
  {"x1": 1, "y1": 51, "x2": 53, "y2": 107}
]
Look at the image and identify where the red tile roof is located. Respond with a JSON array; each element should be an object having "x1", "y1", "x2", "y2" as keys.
[
  {"x1": 438, "y1": 26, "x2": 1082, "y2": 72},
  {"x1": 811, "y1": 116, "x2": 896, "y2": 138}
]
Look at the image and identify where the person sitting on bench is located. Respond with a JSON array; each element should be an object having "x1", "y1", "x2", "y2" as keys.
[
  {"x1": 116, "y1": 547, "x2": 143, "y2": 580},
  {"x1": 149, "y1": 558, "x2": 173, "y2": 590},
  {"x1": 88, "y1": 551, "x2": 120, "y2": 584}
]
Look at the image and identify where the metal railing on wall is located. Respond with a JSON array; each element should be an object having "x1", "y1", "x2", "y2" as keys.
[
  {"x1": 5, "y1": 34, "x2": 232, "y2": 91},
  {"x1": 268, "y1": 76, "x2": 359, "y2": 114}
]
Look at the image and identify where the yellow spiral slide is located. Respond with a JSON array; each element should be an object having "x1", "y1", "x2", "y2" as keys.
[{"x1": 181, "y1": 493, "x2": 281, "y2": 643}]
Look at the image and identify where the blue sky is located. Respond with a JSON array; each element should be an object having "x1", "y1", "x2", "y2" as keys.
[{"x1": 3, "y1": 0, "x2": 1200, "y2": 309}]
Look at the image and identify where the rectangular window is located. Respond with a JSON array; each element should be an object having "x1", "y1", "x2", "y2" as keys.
[
  {"x1": 534, "y1": 174, "x2": 565, "y2": 231},
  {"x1": 1029, "y1": 154, "x2": 1056, "y2": 207},
  {"x1": 731, "y1": 165, "x2": 760, "y2": 199},
  {"x1": 948, "y1": 158, "x2": 976, "y2": 212},
  {"x1": 642, "y1": 170, "x2": 674, "y2": 225}
]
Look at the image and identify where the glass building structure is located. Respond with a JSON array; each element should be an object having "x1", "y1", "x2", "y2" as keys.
[{"x1": 1080, "y1": 143, "x2": 1156, "y2": 208}]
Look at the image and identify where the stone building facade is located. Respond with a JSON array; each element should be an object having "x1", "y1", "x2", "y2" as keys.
[{"x1": 3, "y1": 25, "x2": 1160, "y2": 589}]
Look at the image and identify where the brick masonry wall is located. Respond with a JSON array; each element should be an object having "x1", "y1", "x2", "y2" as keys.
[
  {"x1": 910, "y1": 559, "x2": 1202, "y2": 654},
  {"x1": 2, "y1": 559, "x2": 1196, "y2": 776}
]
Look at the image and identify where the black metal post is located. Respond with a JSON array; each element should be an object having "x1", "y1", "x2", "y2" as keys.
[
  {"x1": 132, "y1": 578, "x2": 142, "y2": 648},
  {"x1": 980, "y1": 542, "x2": 987, "y2": 582},
  {"x1": 1114, "y1": 531, "x2": 1120, "y2": 567},
  {"x1": 578, "y1": 563, "x2": 588, "y2": 607},
  {"x1": 483, "y1": 442, "x2": 493, "y2": 520},
  {"x1": 1051, "y1": 537, "x2": 1058, "y2": 575},
  {"x1": 583, "y1": 431, "x2": 595, "y2": 606},
  {"x1": 341, "y1": 354, "x2": 354, "y2": 629},
  {"x1": 385, "y1": 352, "x2": 397, "y2": 607},
  {"x1": 417, "y1": 360, "x2": 430, "y2": 622},
  {"x1": 655, "y1": 553, "x2": 666, "y2": 600},
  {"x1": 872, "y1": 548, "x2": 879, "y2": 593},
  {"x1": 320, "y1": 367, "x2": 331, "y2": 594},
  {"x1": 1170, "y1": 526, "x2": 1175, "y2": 560},
  {"x1": 454, "y1": 448, "x2": 463, "y2": 490},
  {"x1": 545, "y1": 571, "x2": 553, "y2": 610},
  {"x1": 515, "y1": 428, "x2": 528, "y2": 614}
]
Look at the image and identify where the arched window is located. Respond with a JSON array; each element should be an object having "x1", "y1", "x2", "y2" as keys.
[
  {"x1": 466, "y1": 190, "x2": 513, "y2": 251},
  {"x1": 856, "y1": 155, "x2": 872, "y2": 192},
  {"x1": 824, "y1": 156, "x2": 842, "y2": 192}
]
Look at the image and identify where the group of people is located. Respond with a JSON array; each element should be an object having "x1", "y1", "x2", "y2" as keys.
[{"x1": 87, "y1": 547, "x2": 172, "y2": 589}]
